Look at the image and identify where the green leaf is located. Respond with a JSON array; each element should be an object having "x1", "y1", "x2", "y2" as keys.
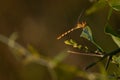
[
  {"x1": 112, "y1": 56, "x2": 120, "y2": 65},
  {"x1": 108, "y1": 0, "x2": 120, "y2": 11},
  {"x1": 80, "y1": 26, "x2": 104, "y2": 52},
  {"x1": 105, "y1": 23, "x2": 120, "y2": 47},
  {"x1": 64, "y1": 39, "x2": 82, "y2": 49},
  {"x1": 112, "y1": 36, "x2": 120, "y2": 47},
  {"x1": 111, "y1": 56, "x2": 120, "y2": 77},
  {"x1": 107, "y1": 7, "x2": 113, "y2": 20},
  {"x1": 64, "y1": 39, "x2": 77, "y2": 46},
  {"x1": 86, "y1": 0, "x2": 106, "y2": 15},
  {"x1": 80, "y1": 26, "x2": 93, "y2": 42},
  {"x1": 105, "y1": 24, "x2": 118, "y2": 36},
  {"x1": 64, "y1": 40, "x2": 73, "y2": 45}
]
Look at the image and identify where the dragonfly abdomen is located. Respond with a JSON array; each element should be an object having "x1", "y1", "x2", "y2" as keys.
[{"x1": 57, "y1": 27, "x2": 76, "y2": 40}]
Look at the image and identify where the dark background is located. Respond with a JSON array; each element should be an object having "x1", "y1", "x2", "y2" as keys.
[{"x1": 0, "y1": 0, "x2": 120, "y2": 80}]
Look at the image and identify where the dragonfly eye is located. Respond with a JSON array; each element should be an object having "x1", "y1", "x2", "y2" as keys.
[
  {"x1": 81, "y1": 22, "x2": 86, "y2": 27},
  {"x1": 76, "y1": 22, "x2": 86, "y2": 29}
]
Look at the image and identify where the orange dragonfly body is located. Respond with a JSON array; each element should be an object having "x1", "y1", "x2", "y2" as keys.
[{"x1": 57, "y1": 22, "x2": 86, "y2": 40}]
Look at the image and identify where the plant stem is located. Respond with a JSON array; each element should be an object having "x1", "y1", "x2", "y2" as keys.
[
  {"x1": 67, "y1": 50, "x2": 103, "y2": 57},
  {"x1": 105, "y1": 55, "x2": 112, "y2": 70},
  {"x1": 85, "y1": 48, "x2": 120, "y2": 70}
]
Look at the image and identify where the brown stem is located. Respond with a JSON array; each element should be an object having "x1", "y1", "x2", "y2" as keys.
[{"x1": 67, "y1": 50, "x2": 104, "y2": 57}]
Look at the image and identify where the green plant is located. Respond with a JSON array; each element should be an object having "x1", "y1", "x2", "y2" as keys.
[
  {"x1": 57, "y1": 0, "x2": 120, "y2": 79},
  {"x1": 0, "y1": 0, "x2": 120, "y2": 80}
]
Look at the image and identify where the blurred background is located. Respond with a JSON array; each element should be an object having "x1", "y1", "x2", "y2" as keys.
[{"x1": 0, "y1": 0, "x2": 120, "y2": 80}]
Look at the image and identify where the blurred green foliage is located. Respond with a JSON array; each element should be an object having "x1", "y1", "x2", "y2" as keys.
[{"x1": 0, "y1": 0, "x2": 120, "y2": 80}]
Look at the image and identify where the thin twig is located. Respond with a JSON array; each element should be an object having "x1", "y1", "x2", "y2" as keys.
[
  {"x1": 105, "y1": 55, "x2": 112, "y2": 70},
  {"x1": 85, "y1": 48, "x2": 120, "y2": 70},
  {"x1": 67, "y1": 50, "x2": 104, "y2": 57},
  {"x1": 0, "y1": 34, "x2": 58, "y2": 80}
]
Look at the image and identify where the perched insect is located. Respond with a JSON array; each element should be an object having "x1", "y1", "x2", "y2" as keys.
[
  {"x1": 57, "y1": 22, "x2": 86, "y2": 40},
  {"x1": 57, "y1": 10, "x2": 86, "y2": 40}
]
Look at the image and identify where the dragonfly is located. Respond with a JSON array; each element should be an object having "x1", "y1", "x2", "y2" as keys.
[
  {"x1": 57, "y1": 10, "x2": 87, "y2": 40},
  {"x1": 57, "y1": 22, "x2": 86, "y2": 40}
]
